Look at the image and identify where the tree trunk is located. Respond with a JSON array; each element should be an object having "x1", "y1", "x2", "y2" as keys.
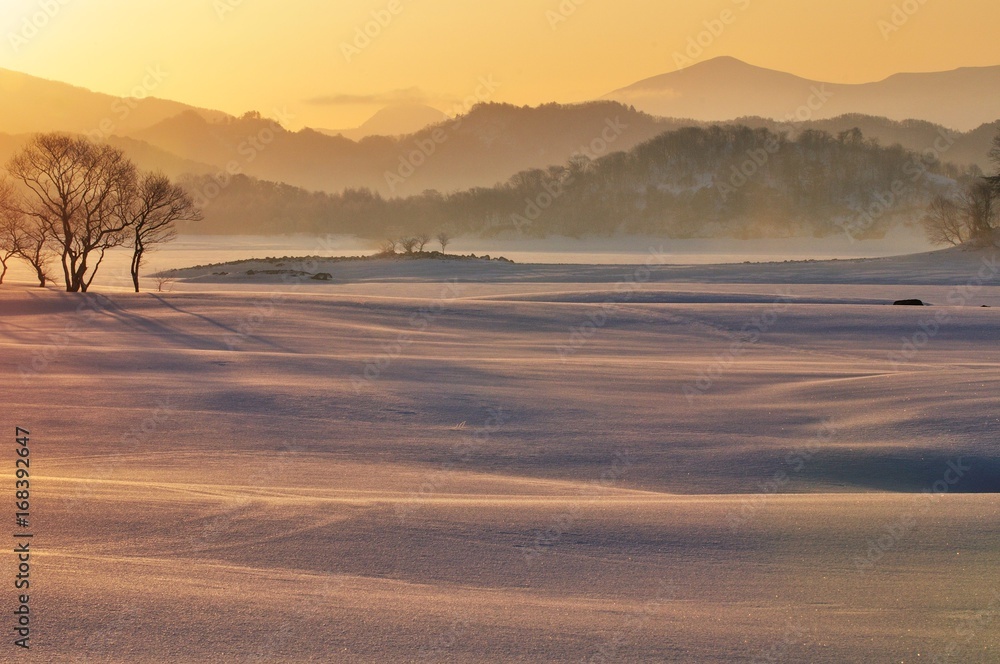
[
  {"x1": 71, "y1": 256, "x2": 88, "y2": 292},
  {"x1": 131, "y1": 246, "x2": 143, "y2": 293},
  {"x1": 83, "y1": 249, "x2": 108, "y2": 293},
  {"x1": 66, "y1": 265, "x2": 81, "y2": 292},
  {"x1": 61, "y1": 249, "x2": 74, "y2": 292}
]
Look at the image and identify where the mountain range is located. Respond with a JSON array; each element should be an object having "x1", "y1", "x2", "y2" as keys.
[
  {"x1": 0, "y1": 58, "x2": 998, "y2": 202},
  {"x1": 605, "y1": 56, "x2": 1000, "y2": 132}
]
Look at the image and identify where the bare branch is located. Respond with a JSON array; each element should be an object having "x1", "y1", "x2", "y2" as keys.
[
  {"x1": 123, "y1": 171, "x2": 202, "y2": 292},
  {"x1": 436, "y1": 232, "x2": 451, "y2": 253},
  {"x1": 5, "y1": 134, "x2": 139, "y2": 291}
]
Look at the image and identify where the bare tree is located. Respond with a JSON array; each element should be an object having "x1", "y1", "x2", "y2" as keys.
[
  {"x1": 962, "y1": 180, "x2": 997, "y2": 242},
  {"x1": 415, "y1": 233, "x2": 431, "y2": 252},
  {"x1": 0, "y1": 181, "x2": 21, "y2": 284},
  {"x1": 124, "y1": 172, "x2": 201, "y2": 292},
  {"x1": 18, "y1": 225, "x2": 54, "y2": 287},
  {"x1": 436, "y1": 231, "x2": 451, "y2": 253},
  {"x1": 154, "y1": 274, "x2": 176, "y2": 292},
  {"x1": 984, "y1": 127, "x2": 1000, "y2": 197},
  {"x1": 7, "y1": 134, "x2": 137, "y2": 292},
  {"x1": 922, "y1": 195, "x2": 968, "y2": 246},
  {"x1": 9, "y1": 219, "x2": 53, "y2": 288},
  {"x1": 0, "y1": 180, "x2": 52, "y2": 287},
  {"x1": 0, "y1": 226, "x2": 19, "y2": 285},
  {"x1": 923, "y1": 180, "x2": 998, "y2": 246},
  {"x1": 399, "y1": 237, "x2": 419, "y2": 254},
  {"x1": 379, "y1": 238, "x2": 398, "y2": 254},
  {"x1": 990, "y1": 129, "x2": 1000, "y2": 173},
  {"x1": 989, "y1": 174, "x2": 1000, "y2": 194}
]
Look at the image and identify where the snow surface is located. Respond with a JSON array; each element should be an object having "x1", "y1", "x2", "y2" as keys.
[{"x1": 1, "y1": 245, "x2": 998, "y2": 662}]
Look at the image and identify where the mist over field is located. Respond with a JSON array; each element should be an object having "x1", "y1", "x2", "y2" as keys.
[{"x1": 2, "y1": 1, "x2": 1000, "y2": 662}]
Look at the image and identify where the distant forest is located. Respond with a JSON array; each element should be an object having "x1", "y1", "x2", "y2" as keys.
[{"x1": 180, "y1": 124, "x2": 970, "y2": 240}]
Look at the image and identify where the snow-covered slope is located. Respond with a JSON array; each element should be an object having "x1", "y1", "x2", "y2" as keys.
[{"x1": 1, "y1": 248, "x2": 998, "y2": 660}]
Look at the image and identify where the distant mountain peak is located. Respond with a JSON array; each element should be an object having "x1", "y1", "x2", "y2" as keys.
[
  {"x1": 316, "y1": 103, "x2": 448, "y2": 141},
  {"x1": 682, "y1": 55, "x2": 759, "y2": 72},
  {"x1": 606, "y1": 60, "x2": 1000, "y2": 130}
]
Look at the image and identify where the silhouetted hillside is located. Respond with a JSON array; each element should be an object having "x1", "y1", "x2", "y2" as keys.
[
  {"x1": 130, "y1": 104, "x2": 998, "y2": 199},
  {"x1": 4, "y1": 67, "x2": 996, "y2": 198},
  {"x1": 0, "y1": 131, "x2": 217, "y2": 179},
  {"x1": 0, "y1": 67, "x2": 230, "y2": 135},
  {"x1": 606, "y1": 57, "x2": 1000, "y2": 131},
  {"x1": 735, "y1": 115, "x2": 999, "y2": 171},
  {"x1": 133, "y1": 102, "x2": 675, "y2": 196},
  {"x1": 180, "y1": 125, "x2": 960, "y2": 240}
]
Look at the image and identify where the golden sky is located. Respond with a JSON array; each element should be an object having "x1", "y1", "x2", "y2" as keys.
[{"x1": 2, "y1": 0, "x2": 998, "y2": 129}]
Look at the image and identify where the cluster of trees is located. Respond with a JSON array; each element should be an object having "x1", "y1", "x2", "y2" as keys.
[
  {"x1": 183, "y1": 125, "x2": 960, "y2": 240},
  {"x1": 379, "y1": 232, "x2": 451, "y2": 255},
  {"x1": 0, "y1": 133, "x2": 200, "y2": 292},
  {"x1": 923, "y1": 132, "x2": 1000, "y2": 246}
]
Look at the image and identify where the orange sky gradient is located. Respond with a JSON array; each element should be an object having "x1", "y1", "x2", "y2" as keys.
[{"x1": 2, "y1": 0, "x2": 998, "y2": 129}]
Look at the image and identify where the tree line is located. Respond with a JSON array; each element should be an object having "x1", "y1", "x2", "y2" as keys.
[
  {"x1": 378, "y1": 232, "x2": 451, "y2": 254},
  {"x1": 180, "y1": 124, "x2": 969, "y2": 241},
  {"x1": 2, "y1": 127, "x2": 991, "y2": 288},
  {"x1": 0, "y1": 133, "x2": 200, "y2": 291}
]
